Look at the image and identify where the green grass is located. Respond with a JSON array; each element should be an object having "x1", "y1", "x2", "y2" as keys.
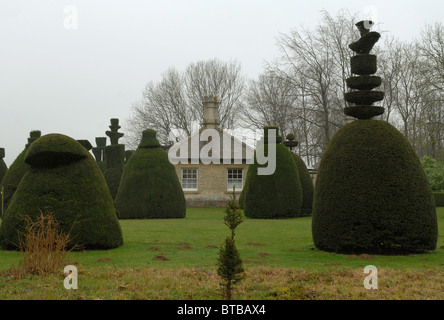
[
  {"x1": 0, "y1": 207, "x2": 443, "y2": 300},
  {"x1": 1, "y1": 207, "x2": 443, "y2": 271}
]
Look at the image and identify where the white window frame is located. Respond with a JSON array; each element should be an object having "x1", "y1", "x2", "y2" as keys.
[
  {"x1": 227, "y1": 168, "x2": 243, "y2": 192},
  {"x1": 181, "y1": 168, "x2": 198, "y2": 191}
]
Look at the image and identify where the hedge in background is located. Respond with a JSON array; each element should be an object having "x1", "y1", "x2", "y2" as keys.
[
  {"x1": 434, "y1": 192, "x2": 444, "y2": 207},
  {"x1": 0, "y1": 133, "x2": 123, "y2": 250},
  {"x1": 291, "y1": 152, "x2": 314, "y2": 216},
  {"x1": 115, "y1": 129, "x2": 186, "y2": 219},
  {"x1": 0, "y1": 131, "x2": 41, "y2": 214},
  {"x1": 243, "y1": 126, "x2": 303, "y2": 218},
  {"x1": 312, "y1": 120, "x2": 437, "y2": 254}
]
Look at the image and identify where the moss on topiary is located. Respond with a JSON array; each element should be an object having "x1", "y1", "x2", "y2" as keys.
[
  {"x1": 243, "y1": 127, "x2": 303, "y2": 218},
  {"x1": 0, "y1": 131, "x2": 41, "y2": 213},
  {"x1": 312, "y1": 120, "x2": 438, "y2": 254},
  {"x1": 0, "y1": 133, "x2": 123, "y2": 250},
  {"x1": 291, "y1": 153, "x2": 314, "y2": 216},
  {"x1": 115, "y1": 129, "x2": 186, "y2": 219}
]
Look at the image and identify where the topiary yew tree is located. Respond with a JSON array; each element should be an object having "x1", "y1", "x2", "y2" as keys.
[
  {"x1": 312, "y1": 20, "x2": 437, "y2": 254},
  {"x1": 0, "y1": 133, "x2": 123, "y2": 250},
  {"x1": 115, "y1": 129, "x2": 186, "y2": 219},
  {"x1": 312, "y1": 120, "x2": 437, "y2": 253},
  {"x1": 243, "y1": 126, "x2": 303, "y2": 218},
  {"x1": 291, "y1": 152, "x2": 314, "y2": 216}
]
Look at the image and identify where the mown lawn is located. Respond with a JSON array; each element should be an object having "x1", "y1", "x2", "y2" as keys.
[{"x1": 0, "y1": 207, "x2": 443, "y2": 299}]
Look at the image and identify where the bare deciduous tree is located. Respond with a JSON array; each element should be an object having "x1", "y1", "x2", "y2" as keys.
[{"x1": 124, "y1": 59, "x2": 245, "y2": 148}]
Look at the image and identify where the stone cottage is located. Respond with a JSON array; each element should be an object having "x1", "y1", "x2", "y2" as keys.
[{"x1": 168, "y1": 94, "x2": 254, "y2": 207}]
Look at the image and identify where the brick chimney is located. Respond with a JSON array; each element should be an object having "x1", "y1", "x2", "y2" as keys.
[{"x1": 202, "y1": 93, "x2": 220, "y2": 129}]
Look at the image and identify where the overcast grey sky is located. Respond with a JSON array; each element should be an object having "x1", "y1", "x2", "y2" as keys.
[{"x1": 0, "y1": 0, "x2": 442, "y2": 166}]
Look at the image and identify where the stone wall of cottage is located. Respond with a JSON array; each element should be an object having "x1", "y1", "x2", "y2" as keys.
[{"x1": 174, "y1": 163, "x2": 249, "y2": 207}]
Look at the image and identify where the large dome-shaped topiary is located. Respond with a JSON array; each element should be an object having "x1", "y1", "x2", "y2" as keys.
[
  {"x1": 312, "y1": 20, "x2": 437, "y2": 254},
  {"x1": 0, "y1": 133, "x2": 123, "y2": 250},
  {"x1": 291, "y1": 153, "x2": 314, "y2": 216},
  {"x1": 243, "y1": 126, "x2": 303, "y2": 218},
  {"x1": 312, "y1": 120, "x2": 437, "y2": 254},
  {"x1": 115, "y1": 129, "x2": 186, "y2": 219},
  {"x1": 0, "y1": 131, "x2": 41, "y2": 214}
]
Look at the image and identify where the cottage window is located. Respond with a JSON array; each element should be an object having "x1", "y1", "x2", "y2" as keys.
[
  {"x1": 227, "y1": 168, "x2": 243, "y2": 191},
  {"x1": 182, "y1": 169, "x2": 198, "y2": 191}
]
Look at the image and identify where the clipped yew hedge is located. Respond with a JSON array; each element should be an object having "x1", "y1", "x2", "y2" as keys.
[
  {"x1": 0, "y1": 134, "x2": 123, "y2": 250},
  {"x1": 115, "y1": 129, "x2": 186, "y2": 219},
  {"x1": 312, "y1": 120, "x2": 438, "y2": 254},
  {"x1": 291, "y1": 153, "x2": 314, "y2": 216},
  {"x1": 243, "y1": 127, "x2": 303, "y2": 218}
]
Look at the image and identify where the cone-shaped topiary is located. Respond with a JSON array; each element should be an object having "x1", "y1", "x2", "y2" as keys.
[
  {"x1": 103, "y1": 144, "x2": 125, "y2": 199},
  {"x1": 115, "y1": 129, "x2": 186, "y2": 219},
  {"x1": 0, "y1": 131, "x2": 41, "y2": 213},
  {"x1": 0, "y1": 133, "x2": 123, "y2": 250},
  {"x1": 291, "y1": 153, "x2": 314, "y2": 216},
  {"x1": 312, "y1": 120, "x2": 438, "y2": 254},
  {"x1": 243, "y1": 126, "x2": 303, "y2": 218},
  {"x1": 103, "y1": 119, "x2": 126, "y2": 199}
]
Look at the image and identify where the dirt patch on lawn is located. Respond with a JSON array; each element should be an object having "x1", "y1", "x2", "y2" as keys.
[
  {"x1": 258, "y1": 252, "x2": 269, "y2": 258},
  {"x1": 95, "y1": 258, "x2": 112, "y2": 263},
  {"x1": 243, "y1": 259, "x2": 266, "y2": 265},
  {"x1": 205, "y1": 245, "x2": 218, "y2": 249},
  {"x1": 247, "y1": 242, "x2": 266, "y2": 246},
  {"x1": 153, "y1": 254, "x2": 170, "y2": 261},
  {"x1": 324, "y1": 262, "x2": 342, "y2": 266},
  {"x1": 178, "y1": 245, "x2": 193, "y2": 250},
  {"x1": 148, "y1": 247, "x2": 161, "y2": 251}
]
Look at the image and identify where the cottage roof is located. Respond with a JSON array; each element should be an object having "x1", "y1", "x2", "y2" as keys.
[{"x1": 168, "y1": 127, "x2": 254, "y2": 164}]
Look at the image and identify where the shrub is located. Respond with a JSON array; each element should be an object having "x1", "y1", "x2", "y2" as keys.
[
  {"x1": 0, "y1": 134, "x2": 123, "y2": 250},
  {"x1": 420, "y1": 156, "x2": 444, "y2": 191},
  {"x1": 217, "y1": 190, "x2": 245, "y2": 300},
  {"x1": 13, "y1": 212, "x2": 72, "y2": 276},
  {"x1": 291, "y1": 153, "x2": 314, "y2": 216},
  {"x1": 243, "y1": 127, "x2": 303, "y2": 218},
  {"x1": 312, "y1": 120, "x2": 437, "y2": 254},
  {"x1": 433, "y1": 192, "x2": 444, "y2": 207},
  {"x1": 115, "y1": 129, "x2": 186, "y2": 219}
]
